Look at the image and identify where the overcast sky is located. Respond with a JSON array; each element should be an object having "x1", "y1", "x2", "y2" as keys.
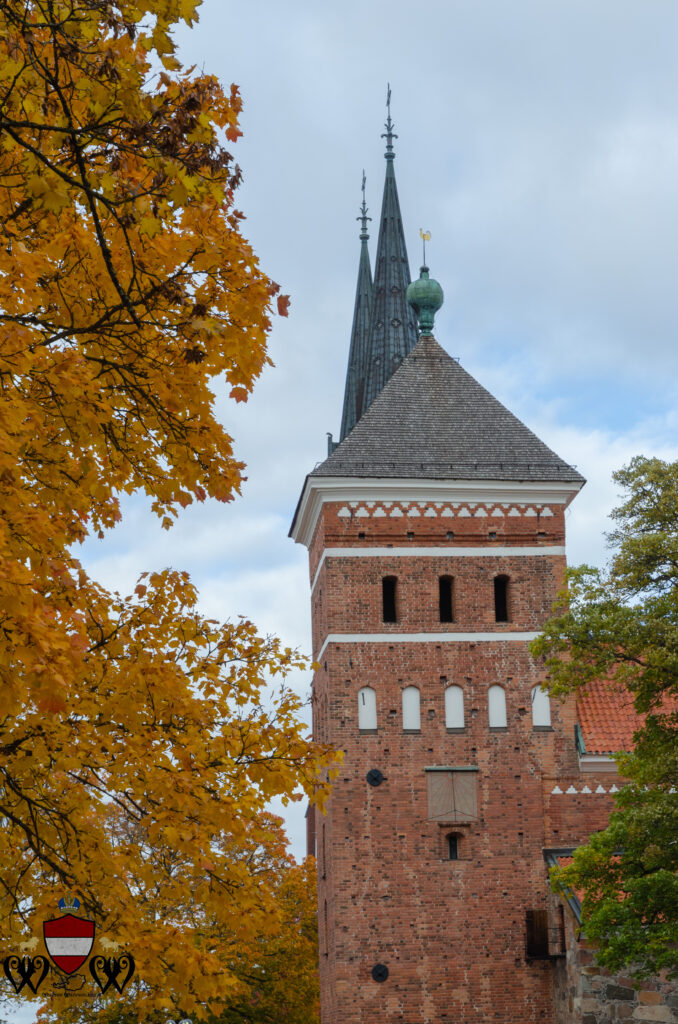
[
  {"x1": 7, "y1": 3, "x2": 678, "y2": 1021},
  {"x1": 77, "y1": 0, "x2": 678, "y2": 865}
]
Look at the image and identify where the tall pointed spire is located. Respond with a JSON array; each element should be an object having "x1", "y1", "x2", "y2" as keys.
[
  {"x1": 362, "y1": 86, "x2": 418, "y2": 412},
  {"x1": 339, "y1": 172, "x2": 374, "y2": 441}
]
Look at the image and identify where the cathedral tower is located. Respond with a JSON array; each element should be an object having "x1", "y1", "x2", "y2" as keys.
[{"x1": 289, "y1": 103, "x2": 620, "y2": 1024}]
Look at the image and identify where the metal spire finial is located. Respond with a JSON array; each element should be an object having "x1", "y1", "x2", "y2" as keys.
[
  {"x1": 357, "y1": 170, "x2": 371, "y2": 240},
  {"x1": 382, "y1": 83, "x2": 397, "y2": 160}
]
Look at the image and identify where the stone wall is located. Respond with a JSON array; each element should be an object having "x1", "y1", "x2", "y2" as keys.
[{"x1": 553, "y1": 901, "x2": 678, "y2": 1023}]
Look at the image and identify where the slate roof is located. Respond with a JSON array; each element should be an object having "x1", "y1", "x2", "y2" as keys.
[
  {"x1": 361, "y1": 155, "x2": 419, "y2": 415},
  {"x1": 340, "y1": 224, "x2": 373, "y2": 441},
  {"x1": 314, "y1": 334, "x2": 585, "y2": 483}
]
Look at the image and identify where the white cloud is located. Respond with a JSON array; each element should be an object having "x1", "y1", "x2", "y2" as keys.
[{"x1": 76, "y1": 0, "x2": 678, "y2": 862}]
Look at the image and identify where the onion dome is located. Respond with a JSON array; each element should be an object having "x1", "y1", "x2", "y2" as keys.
[{"x1": 406, "y1": 265, "x2": 444, "y2": 336}]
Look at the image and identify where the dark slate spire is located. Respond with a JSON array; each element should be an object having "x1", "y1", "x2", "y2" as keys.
[
  {"x1": 339, "y1": 173, "x2": 373, "y2": 441},
  {"x1": 362, "y1": 87, "x2": 419, "y2": 413}
]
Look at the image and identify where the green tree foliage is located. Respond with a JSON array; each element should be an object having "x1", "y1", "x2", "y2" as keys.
[{"x1": 532, "y1": 456, "x2": 678, "y2": 979}]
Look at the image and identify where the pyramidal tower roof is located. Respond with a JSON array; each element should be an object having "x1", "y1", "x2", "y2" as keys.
[
  {"x1": 315, "y1": 334, "x2": 585, "y2": 484},
  {"x1": 339, "y1": 174, "x2": 374, "y2": 441}
]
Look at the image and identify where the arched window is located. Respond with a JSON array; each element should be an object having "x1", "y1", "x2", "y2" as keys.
[
  {"x1": 382, "y1": 576, "x2": 397, "y2": 622},
  {"x1": 447, "y1": 833, "x2": 460, "y2": 860},
  {"x1": 531, "y1": 685, "x2": 551, "y2": 727},
  {"x1": 494, "y1": 575, "x2": 509, "y2": 622},
  {"x1": 488, "y1": 685, "x2": 507, "y2": 728},
  {"x1": 439, "y1": 575, "x2": 454, "y2": 622},
  {"x1": 402, "y1": 686, "x2": 421, "y2": 731},
  {"x1": 445, "y1": 685, "x2": 465, "y2": 729},
  {"x1": 358, "y1": 686, "x2": 377, "y2": 731}
]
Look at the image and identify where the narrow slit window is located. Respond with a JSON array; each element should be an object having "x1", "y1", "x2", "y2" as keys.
[
  {"x1": 358, "y1": 686, "x2": 377, "y2": 731},
  {"x1": 447, "y1": 833, "x2": 459, "y2": 860},
  {"x1": 494, "y1": 575, "x2": 509, "y2": 622},
  {"x1": 488, "y1": 685, "x2": 507, "y2": 728},
  {"x1": 439, "y1": 575, "x2": 454, "y2": 622},
  {"x1": 382, "y1": 576, "x2": 397, "y2": 623},
  {"x1": 531, "y1": 685, "x2": 551, "y2": 727},
  {"x1": 402, "y1": 686, "x2": 421, "y2": 731},
  {"x1": 321, "y1": 823, "x2": 326, "y2": 878}
]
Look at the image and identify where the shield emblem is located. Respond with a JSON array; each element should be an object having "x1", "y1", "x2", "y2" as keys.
[{"x1": 43, "y1": 914, "x2": 95, "y2": 975}]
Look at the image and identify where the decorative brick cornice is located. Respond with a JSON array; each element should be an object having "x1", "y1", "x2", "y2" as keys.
[
  {"x1": 290, "y1": 476, "x2": 583, "y2": 549},
  {"x1": 549, "y1": 782, "x2": 619, "y2": 794}
]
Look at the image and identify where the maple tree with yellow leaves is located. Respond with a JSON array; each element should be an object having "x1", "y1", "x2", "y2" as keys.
[
  {"x1": 0, "y1": 0, "x2": 330, "y2": 1019},
  {"x1": 41, "y1": 817, "x2": 321, "y2": 1024}
]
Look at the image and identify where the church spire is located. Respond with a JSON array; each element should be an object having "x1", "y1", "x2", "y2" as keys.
[
  {"x1": 339, "y1": 172, "x2": 373, "y2": 441},
  {"x1": 362, "y1": 86, "x2": 418, "y2": 412}
]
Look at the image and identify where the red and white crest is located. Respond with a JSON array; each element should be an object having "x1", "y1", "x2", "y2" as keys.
[{"x1": 43, "y1": 913, "x2": 95, "y2": 975}]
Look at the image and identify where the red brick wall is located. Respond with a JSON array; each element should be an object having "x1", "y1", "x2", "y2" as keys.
[
  {"x1": 308, "y1": 500, "x2": 566, "y2": 581},
  {"x1": 309, "y1": 497, "x2": 612, "y2": 1024}
]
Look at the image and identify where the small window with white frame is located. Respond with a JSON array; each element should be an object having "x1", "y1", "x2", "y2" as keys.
[
  {"x1": 488, "y1": 685, "x2": 507, "y2": 728},
  {"x1": 402, "y1": 686, "x2": 421, "y2": 731},
  {"x1": 358, "y1": 686, "x2": 377, "y2": 731},
  {"x1": 531, "y1": 684, "x2": 551, "y2": 728},
  {"x1": 445, "y1": 684, "x2": 465, "y2": 730}
]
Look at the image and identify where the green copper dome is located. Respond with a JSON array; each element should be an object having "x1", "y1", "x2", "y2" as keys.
[{"x1": 406, "y1": 266, "x2": 444, "y2": 335}]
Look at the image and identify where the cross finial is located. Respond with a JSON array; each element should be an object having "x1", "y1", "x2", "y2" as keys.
[
  {"x1": 382, "y1": 82, "x2": 397, "y2": 160},
  {"x1": 357, "y1": 170, "x2": 371, "y2": 240}
]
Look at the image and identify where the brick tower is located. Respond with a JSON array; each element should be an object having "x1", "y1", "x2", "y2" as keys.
[{"x1": 289, "y1": 105, "x2": 621, "y2": 1024}]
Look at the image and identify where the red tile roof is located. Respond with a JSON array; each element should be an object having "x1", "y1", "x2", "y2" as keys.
[{"x1": 577, "y1": 680, "x2": 642, "y2": 754}]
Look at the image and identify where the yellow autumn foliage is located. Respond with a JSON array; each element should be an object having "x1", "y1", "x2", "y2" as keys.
[{"x1": 0, "y1": 1, "x2": 332, "y2": 1018}]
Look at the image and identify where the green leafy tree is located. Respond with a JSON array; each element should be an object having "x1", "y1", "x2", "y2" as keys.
[{"x1": 532, "y1": 456, "x2": 678, "y2": 979}]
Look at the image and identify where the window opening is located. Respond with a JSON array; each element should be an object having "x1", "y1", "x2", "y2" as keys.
[
  {"x1": 321, "y1": 824, "x2": 326, "y2": 879},
  {"x1": 531, "y1": 685, "x2": 551, "y2": 727},
  {"x1": 447, "y1": 833, "x2": 459, "y2": 860},
  {"x1": 439, "y1": 575, "x2": 453, "y2": 622},
  {"x1": 525, "y1": 909, "x2": 549, "y2": 958},
  {"x1": 444, "y1": 685, "x2": 464, "y2": 729},
  {"x1": 358, "y1": 687, "x2": 377, "y2": 731},
  {"x1": 494, "y1": 575, "x2": 509, "y2": 622},
  {"x1": 382, "y1": 576, "x2": 397, "y2": 622},
  {"x1": 488, "y1": 685, "x2": 507, "y2": 728},
  {"x1": 402, "y1": 686, "x2": 421, "y2": 730}
]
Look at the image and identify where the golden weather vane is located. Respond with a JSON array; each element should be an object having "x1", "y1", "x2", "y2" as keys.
[{"x1": 420, "y1": 228, "x2": 431, "y2": 265}]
